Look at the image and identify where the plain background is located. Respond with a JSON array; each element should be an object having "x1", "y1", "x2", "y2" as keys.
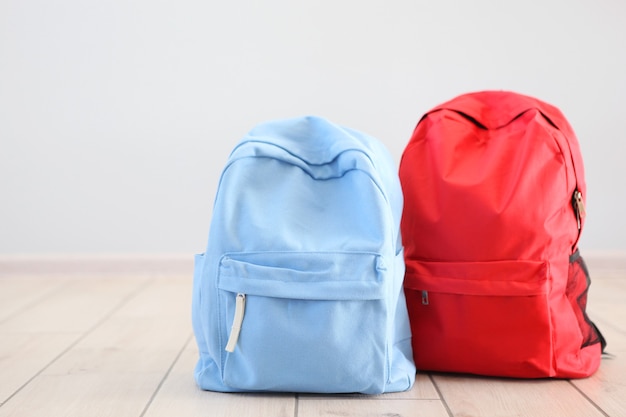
[{"x1": 1, "y1": 0, "x2": 625, "y2": 255}]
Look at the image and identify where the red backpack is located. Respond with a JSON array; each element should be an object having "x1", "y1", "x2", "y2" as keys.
[{"x1": 399, "y1": 91, "x2": 606, "y2": 378}]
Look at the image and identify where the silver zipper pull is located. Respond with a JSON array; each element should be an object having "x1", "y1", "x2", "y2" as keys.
[
  {"x1": 573, "y1": 190, "x2": 586, "y2": 230},
  {"x1": 225, "y1": 293, "x2": 246, "y2": 352},
  {"x1": 421, "y1": 290, "x2": 429, "y2": 306}
]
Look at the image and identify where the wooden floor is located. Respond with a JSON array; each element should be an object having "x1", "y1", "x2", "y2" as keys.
[{"x1": 0, "y1": 254, "x2": 624, "y2": 417}]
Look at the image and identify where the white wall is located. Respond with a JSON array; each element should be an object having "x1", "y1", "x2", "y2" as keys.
[{"x1": 1, "y1": 0, "x2": 625, "y2": 254}]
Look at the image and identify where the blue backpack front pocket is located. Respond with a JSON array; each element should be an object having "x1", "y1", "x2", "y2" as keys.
[{"x1": 216, "y1": 252, "x2": 388, "y2": 394}]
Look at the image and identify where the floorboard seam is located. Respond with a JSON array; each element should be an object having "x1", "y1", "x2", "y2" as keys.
[
  {"x1": 569, "y1": 380, "x2": 611, "y2": 417},
  {"x1": 428, "y1": 374, "x2": 455, "y2": 417},
  {"x1": 0, "y1": 277, "x2": 155, "y2": 408},
  {"x1": 140, "y1": 333, "x2": 194, "y2": 417},
  {"x1": 0, "y1": 279, "x2": 72, "y2": 326}
]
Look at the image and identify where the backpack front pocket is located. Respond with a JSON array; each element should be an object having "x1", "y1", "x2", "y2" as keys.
[
  {"x1": 216, "y1": 252, "x2": 388, "y2": 393},
  {"x1": 404, "y1": 259, "x2": 552, "y2": 378}
]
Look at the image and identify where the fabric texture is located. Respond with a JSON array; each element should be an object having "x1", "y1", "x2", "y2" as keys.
[
  {"x1": 400, "y1": 91, "x2": 604, "y2": 378},
  {"x1": 193, "y1": 115, "x2": 416, "y2": 393}
]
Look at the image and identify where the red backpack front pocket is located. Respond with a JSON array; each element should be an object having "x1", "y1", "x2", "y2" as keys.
[{"x1": 404, "y1": 259, "x2": 554, "y2": 378}]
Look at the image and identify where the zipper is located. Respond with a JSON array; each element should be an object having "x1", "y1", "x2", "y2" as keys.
[
  {"x1": 571, "y1": 189, "x2": 586, "y2": 251},
  {"x1": 421, "y1": 290, "x2": 429, "y2": 306},
  {"x1": 572, "y1": 189, "x2": 586, "y2": 231},
  {"x1": 225, "y1": 293, "x2": 246, "y2": 352}
]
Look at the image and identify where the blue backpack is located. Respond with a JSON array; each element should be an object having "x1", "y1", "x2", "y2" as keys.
[{"x1": 192, "y1": 116, "x2": 415, "y2": 394}]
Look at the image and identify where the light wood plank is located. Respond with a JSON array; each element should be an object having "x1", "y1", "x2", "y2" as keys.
[
  {"x1": 584, "y1": 253, "x2": 626, "y2": 278},
  {"x1": 143, "y1": 342, "x2": 296, "y2": 417},
  {"x1": 588, "y1": 277, "x2": 626, "y2": 335},
  {"x1": 0, "y1": 277, "x2": 70, "y2": 323},
  {"x1": 0, "y1": 276, "x2": 190, "y2": 417},
  {"x1": 432, "y1": 375, "x2": 605, "y2": 417},
  {"x1": 0, "y1": 332, "x2": 79, "y2": 404},
  {"x1": 584, "y1": 259, "x2": 626, "y2": 416},
  {"x1": 297, "y1": 398, "x2": 448, "y2": 417},
  {"x1": 592, "y1": 317, "x2": 626, "y2": 353},
  {"x1": 572, "y1": 360, "x2": 626, "y2": 417},
  {"x1": 0, "y1": 276, "x2": 149, "y2": 405},
  {"x1": 297, "y1": 372, "x2": 445, "y2": 417},
  {"x1": 0, "y1": 276, "x2": 150, "y2": 333},
  {"x1": 571, "y1": 321, "x2": 626, "y2": 417}
]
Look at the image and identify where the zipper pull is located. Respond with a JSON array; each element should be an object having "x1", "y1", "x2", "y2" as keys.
[
  {"x1": 421, "y1": 290, "x2": 429, "y2": 306},
  {"x1": 225, "y1": 293, "x2": 246, "y2": 353},
  {"x1": 573, "y1": 190, "x2": 586, "y2": 230}
]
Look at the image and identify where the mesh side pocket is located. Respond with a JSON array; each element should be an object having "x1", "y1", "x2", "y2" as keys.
[{"x1": 567, "y1": 250, "x2": 604, "y2": 349}]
